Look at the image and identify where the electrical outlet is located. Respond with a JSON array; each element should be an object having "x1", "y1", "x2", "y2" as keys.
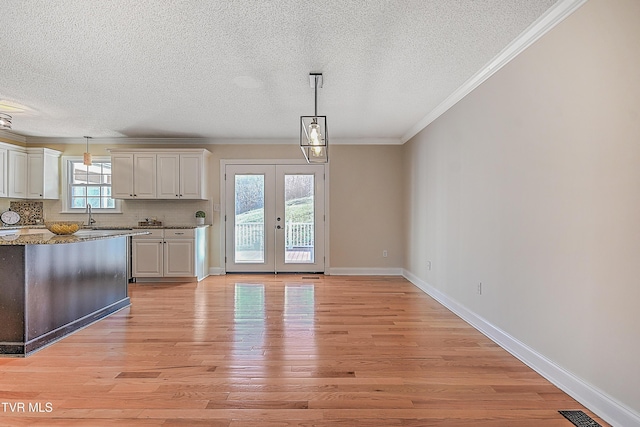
[
  {"x1": 477, "y1": 282, "x2": 482, "y2": 295},
  {"x1": 382, "y1": 250, "x2": 388, "y2": 258},
  {"x1": 426, "y1": 261, "x2": 432, "y2": 270}
]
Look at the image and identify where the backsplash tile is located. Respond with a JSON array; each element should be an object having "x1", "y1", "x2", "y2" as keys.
[
  {"x1": 42, "y1": 198, "x2": 213, "y2": 227},
  {"x1": 10, "y1": 201, "x2": 44, "y2": 225}
]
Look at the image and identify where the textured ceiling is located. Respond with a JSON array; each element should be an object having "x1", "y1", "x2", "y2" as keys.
[{"x1": 0, "y1": 0, "x2": 562, "y2": 143}]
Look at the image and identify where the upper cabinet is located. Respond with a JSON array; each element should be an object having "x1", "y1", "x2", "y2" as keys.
[
  {"x1": 111, "y1": 152, "x2": 157, "y2": 199},
  {"x1": 110, "y1": 153, "x2": 134, "y2": 199},
  {"x1": 0, "y1": 146, "x2": 8, "y2": 198},
  {"x1": 26, "y1": 148, "x2": 61, "y2": 199},
  {"x1": 0, "y1": 143, "x2": 61, "y2": 200},
  {"x1": 110, "y1": 148, "x2": 210, "y2": 200},
  {"x1": 8, "y1": 150, "x2": 28, "y2": 198}
]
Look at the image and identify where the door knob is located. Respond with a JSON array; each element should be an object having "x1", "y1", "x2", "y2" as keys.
[{"x1": 276, "y1": 225, "x2": 282, "y2": 229}]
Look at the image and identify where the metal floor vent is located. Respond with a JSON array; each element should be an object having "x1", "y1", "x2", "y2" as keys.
[
  {"x1": 558, "y1": 410, "x2": 602, "y2": 427},
  {"x1": 302, "y1": 276, "x2": 320, "y2": 279}
]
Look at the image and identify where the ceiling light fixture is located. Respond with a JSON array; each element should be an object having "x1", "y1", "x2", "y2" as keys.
[
  {"x1": 0, "y1": 113, "x2": 12, "y2": 130},
  {"x1": 300, "y1": 73, "x2": 328, "y2": 163},
  {"x1": 83, "y1": 136, "x2": 92, "y2": 166}
]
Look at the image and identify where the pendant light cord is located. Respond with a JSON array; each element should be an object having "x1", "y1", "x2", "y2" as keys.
[{"x1": 314, "y1": 75, "x2": 318, "y2": 118}]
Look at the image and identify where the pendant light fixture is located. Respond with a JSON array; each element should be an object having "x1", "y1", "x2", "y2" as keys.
[
  {"x1": 83, "y1": 136, "x2": 92, "y2": 166},
  {"x1": 0, "y1": 113, "x2": 12, "y2": 130},
  {"x1": 300, "y1": 73, "x2": 328, "y2": 163}
]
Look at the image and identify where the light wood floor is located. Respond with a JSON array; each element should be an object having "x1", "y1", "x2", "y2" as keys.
[{"x1": 0, "y1": 275, "x2": 607, "y2": 426}]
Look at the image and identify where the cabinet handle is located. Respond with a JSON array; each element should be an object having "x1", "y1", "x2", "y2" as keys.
[{"x1": 175, "y1": 232, "x2": 184, "y2": 235}]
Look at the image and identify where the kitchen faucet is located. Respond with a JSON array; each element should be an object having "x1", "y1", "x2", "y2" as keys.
[{"x1": 87, "y1": 204, "x2": 96, "y2": 226}]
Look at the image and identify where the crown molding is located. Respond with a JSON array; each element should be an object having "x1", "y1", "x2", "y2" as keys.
[
  {"x1": 25, "y1": 136, "x2": 403, "y2": 146},
  {"x1": 0, "y1": 130, "x2": 27, "y2": 143},
  {"x1": 401, "y1": 0, "x2": 589, "y2": 144}
]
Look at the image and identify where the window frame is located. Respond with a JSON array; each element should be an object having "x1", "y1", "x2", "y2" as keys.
[{"x1": 60, "y1": 156, "x2": 122, "y2": 214}]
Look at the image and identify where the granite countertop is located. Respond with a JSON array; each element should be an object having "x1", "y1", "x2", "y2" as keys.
[
  {"x1": 0, "y1": 229, "x2": 150, "y2": 246},
  {"x1": 1, "y1": 224, "x2": 210, "y2": 231},
  {"x1": 132, "y1": 225, "x2": 210, "y2": 229}
]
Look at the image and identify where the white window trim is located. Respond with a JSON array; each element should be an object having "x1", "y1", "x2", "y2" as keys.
[{"x1": 60, "y1": 156, "x2": 122, "y2": 214}]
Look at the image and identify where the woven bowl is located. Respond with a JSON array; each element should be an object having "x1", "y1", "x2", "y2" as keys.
[{"x1": 44, "y1": 221, "x2": 84, "y2": 235}]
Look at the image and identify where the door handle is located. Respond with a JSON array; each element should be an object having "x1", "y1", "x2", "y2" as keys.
[{"x1": 276, "y1": 225, "x2": 282, "y2": 229}]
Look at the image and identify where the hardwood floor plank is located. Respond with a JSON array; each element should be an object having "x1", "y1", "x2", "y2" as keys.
[{"x1": 0, "y1": 274, "x2": 608, "y2": 426}]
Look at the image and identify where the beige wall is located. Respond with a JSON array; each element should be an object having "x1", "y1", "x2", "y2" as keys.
[
  {"x1": 10, "y1": 141, "x2": 404, "y2": 272},
  {"x1": 330, "y1": 145, "x2": 404, "y2": 269},
  {"x1": 403, "y1": 0, "x2": 640, "y2": 415}
]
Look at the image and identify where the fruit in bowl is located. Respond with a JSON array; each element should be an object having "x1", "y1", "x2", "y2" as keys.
[{"x1": 45, "y1": 221, "x2": 84, "y2": 235}]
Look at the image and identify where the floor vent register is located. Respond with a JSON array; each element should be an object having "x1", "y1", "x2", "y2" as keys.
[{"x1": 558, "y1": 410, "x2": 602, "y2": 427}]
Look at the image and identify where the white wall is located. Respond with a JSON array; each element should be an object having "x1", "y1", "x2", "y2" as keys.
[{"x1": 403, "y1": 0, "x2": 640, "y2": 420}]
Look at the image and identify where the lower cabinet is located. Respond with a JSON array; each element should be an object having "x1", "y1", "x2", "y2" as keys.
[{"x1": 132, "y1": 228, "x2": 208, "y2": 281}]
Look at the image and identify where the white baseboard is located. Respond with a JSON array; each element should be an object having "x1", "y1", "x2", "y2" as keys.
[
  {"x1": 402, "y1": 269, "x2": 640, "y2": 427},
  {"x1": 328, "y1": 267, "x2": 403, "y2": 276},
  {"x1": 208, "y1": 267, "x2": 225, "y2": 276}
]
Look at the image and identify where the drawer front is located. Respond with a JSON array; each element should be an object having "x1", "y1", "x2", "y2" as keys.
[
  {"x1": 164, "y1": 229, "x2": 195, "y2": 239},
  {"x1": 133, "y1": 229, "x2": 164, "y2": 239}
]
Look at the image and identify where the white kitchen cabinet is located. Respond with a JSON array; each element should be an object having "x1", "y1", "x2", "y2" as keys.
[
  {"x1": 111, "y1": 153, "x2": 157, "y2": 199},
  {"x1": 0, "y1": 147, "x2": 7, "y2": 198},
  {"x1": 132, "y1": 228, "x2": 208, "y2": 281},
  {"x1": 164, "y1": 239, "x2": 195, "y2": 277},
  {"x1": 156, "y1": 153, "x2": 180, "y2": 199},
  {"x1": 8, "y1": 149, "x2": 28, "y2": 198},
  {"x1": 111, "y1": 153, "x2": 134, "y2": 199},
  {"x1": 156, "y1": 153, "x2": 206, "y2": 199},
  {"x1": 110, "y1": 148, "x2": 210, "y2": 200},
  {"x1": 134, "y1": 153, "x2": 156, "y2": 198},
  {"x1": 26, "y1": 148, "x2": 61, "y2": 199},
  {"x1": 0, "y1": 143, "x2": 60, "y2": 199},
  {"x1": 179, "y1": 153, "x2": 204, "y2": 199},
  {"x1": 132, "y1": 238, "x2": 164, "y2": 277}
]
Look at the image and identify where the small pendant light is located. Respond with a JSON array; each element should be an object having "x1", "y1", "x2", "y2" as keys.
[{"x1": 83, "y1": 136, "x2": 92, "y2": 166}]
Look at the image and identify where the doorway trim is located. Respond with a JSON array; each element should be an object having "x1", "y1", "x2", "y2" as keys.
[{"x1": 219, "y1": 159, "x2": 330, "y2": 275}]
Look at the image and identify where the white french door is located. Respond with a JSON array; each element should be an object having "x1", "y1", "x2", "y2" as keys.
[{"x1": 225, "y1": 164, "x2": 325, "y2": 273}]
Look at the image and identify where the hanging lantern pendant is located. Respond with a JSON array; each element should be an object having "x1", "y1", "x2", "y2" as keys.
[{"x1": 300, "y1": 73, "x2": 328, "y2": 163}]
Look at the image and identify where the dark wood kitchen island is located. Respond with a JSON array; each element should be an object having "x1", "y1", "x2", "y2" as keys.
[{"x1": 0, "y1": 228, "x2": 147, "y2": 356}]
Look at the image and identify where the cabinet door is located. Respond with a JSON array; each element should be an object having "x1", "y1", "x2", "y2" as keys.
[
  {"x1": 42, "y1": 151, "x2": 60, "y2": 199},
  {"x1": 0, "y1": 148, "x2": 7, "y2": 198},
  {"x1": 179, "y1": 154, "x2": 203, "y2": 199},
  {"x1": 133, "y1": 154, "x2": 156, "y2": 198},
  {"x1": 156, "y1": 154, "x2": 180, "y2": 199},
  {"x1": 8, "y1": 150, "x2": 28, "y2": 198},
  {"x1": 132, "y1": 239, "x2": 163, "y2": 277},
  {"x1": 164, "y1": 239, "x2": 195, "y2": 277},
  {"x1": 27, "y1": 153, "x2": 44, "y2": 198},
  {"x1": 111, "y1": 153, "x2": 134, "y2": 199}
]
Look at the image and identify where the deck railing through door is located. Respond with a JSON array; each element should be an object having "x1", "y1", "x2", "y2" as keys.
[{"x1": 236, "y1": 223, "x2": 314, "y2": 250}]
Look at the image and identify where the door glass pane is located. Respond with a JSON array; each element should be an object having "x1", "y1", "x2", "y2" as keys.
[
  {"x1": 284, "y1": 174, "x2": 314, "y2": 263},
  {"x1": 235, "y1": 174, "x2": 265, "y2": 263}
]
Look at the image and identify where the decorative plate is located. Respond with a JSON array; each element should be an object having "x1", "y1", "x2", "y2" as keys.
[{"x1": 1, "y1": 210, "x2": 21, "y2": 225}]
